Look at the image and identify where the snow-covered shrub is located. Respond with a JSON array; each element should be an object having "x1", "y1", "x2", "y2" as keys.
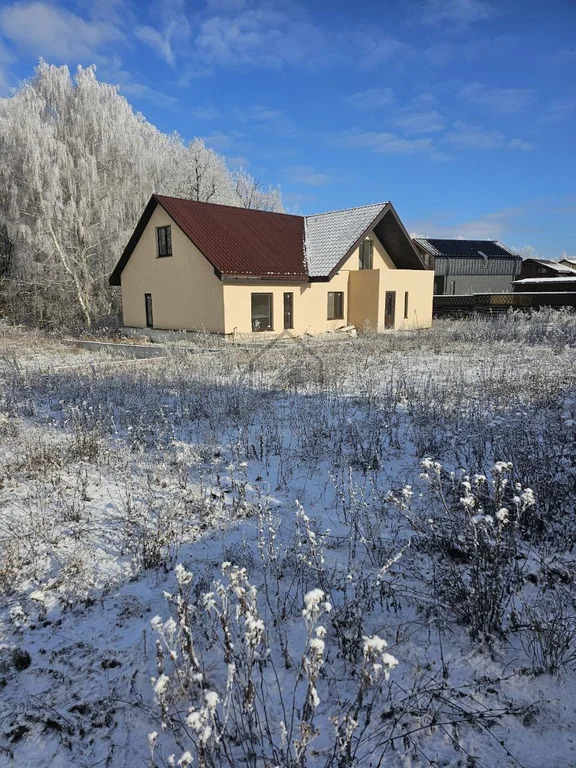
[
  {"x1": 149, "y1": 560, "x2": 399, "y2": 768},
  {"x1": 392, "y1": 460, "x2": 536, "y2": 640}
]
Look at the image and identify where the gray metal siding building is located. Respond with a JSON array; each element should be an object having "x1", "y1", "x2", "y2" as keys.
[{"x1": 413, "y1": 238, "x2": 522, "y2": 295}]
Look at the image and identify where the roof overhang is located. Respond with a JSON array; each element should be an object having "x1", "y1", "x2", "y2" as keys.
[
  {"x1": 109, "y1": 195, "x2": 159, "y2": 286},
  {"x1": 326, "y1": 203, "x2": 426, "y2": 279}
]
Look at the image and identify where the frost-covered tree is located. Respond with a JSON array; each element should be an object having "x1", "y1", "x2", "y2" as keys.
[
  {"x1": 234, "y1": 168, "x2": 284, "y2": 212},
  {"x1": 0, "y1": 62, "x2": 283, "y2": 327}
]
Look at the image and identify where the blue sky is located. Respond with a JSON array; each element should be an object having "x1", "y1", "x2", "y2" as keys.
[{"x1": 0, "y1": 0, "x2": 574, "y2": 257}]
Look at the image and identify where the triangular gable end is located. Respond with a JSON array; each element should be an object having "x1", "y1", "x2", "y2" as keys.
[
  {"x1": 371, "y1": 205, "x2": 427, "y2": 272},
  {"x1": 306, "y1": 203, "x2": 426, "y2": 281},
  {"x1": 109, "y1": 195, "x2": 222, "y2": 286}
]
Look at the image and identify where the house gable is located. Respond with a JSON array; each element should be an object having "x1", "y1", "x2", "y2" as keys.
[
  {"x1": 110, "y1": 195, "x2": 307, "y2": 286},
  {"x1": 305, "y1": 203, "x2": 426, "y2": 280},
  {"x1": 119, "y1": 203, "x2": 225, "y2": 332}
]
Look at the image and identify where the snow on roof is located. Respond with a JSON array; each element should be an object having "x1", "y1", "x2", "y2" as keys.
[
  {"x1": 514, "y1": 276, "x2": 576, "y2": 284},
  {"x1": 529, "y1": 259, "x2": 576, "y2": 275},
  {"x1": 304, "y1": 203, "x2": 387, "y2": 277}
]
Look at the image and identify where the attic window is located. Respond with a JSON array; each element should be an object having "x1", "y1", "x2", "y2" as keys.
[
  {"x1": 359, "y1": 240, "x2": 373, "y2": 270},
  {"x1": 536, "y1": 266, "x2": 547, "y2": 274},
  {"x1": 157, "y1": 226, "x2": 172, "y2": 257}
]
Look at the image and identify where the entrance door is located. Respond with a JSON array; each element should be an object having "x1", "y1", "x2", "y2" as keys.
[
  {"x1": 144, "y1": 293, "x2": 153, "y2": 328},
  {"x1": 384, "y1": 291, "x2": 396, "y2": 329}
]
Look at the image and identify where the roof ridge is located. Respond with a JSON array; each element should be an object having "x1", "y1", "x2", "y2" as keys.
[
  {"x1": 154, "y1": 194, "x2": 303, "y2": 219},
  {"x1": 420, "y1": 237, "x2": 500, "y2": 243},
  {"x1": 306, "y1": 202, "x2": 388, "y2": 218}
]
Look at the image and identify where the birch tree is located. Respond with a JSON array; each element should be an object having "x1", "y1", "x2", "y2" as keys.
[
  {"x1": 0, "y1": 62, "x2": 283, "y2": 327},
  {"x1": 234, "y1": 169, "x2": 284, "y2": 212}
]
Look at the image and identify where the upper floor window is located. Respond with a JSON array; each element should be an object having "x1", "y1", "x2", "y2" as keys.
[
  {"x1": 157, "y1": 225, "x2": 172, "y2": 257},
  {"x1": 327, "y1": 291, "x2": 344, "y2": 320},
  {"x1": 359, "y1": 240, "x2": 373, "y2": 270},
  {"x1": 536, "y1": 266, "x2": 547, "y2": 274}
]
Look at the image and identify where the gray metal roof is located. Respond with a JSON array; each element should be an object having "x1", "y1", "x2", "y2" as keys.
[
  {"x1": 529, "y1": 259, "x2": 576, "y2": 275},
  {"x1": 413, "y1": 238, "x2": 521, "y2": 259},
  {"x1": 304, "y1": 203, "x2": 387, "y2": 277}
]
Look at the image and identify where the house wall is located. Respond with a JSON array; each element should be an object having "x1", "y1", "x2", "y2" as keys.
[
  {"x1": 348, "y1": 270, "x2": 380, "y2": 331},
  {"x1": 436, "y1": 274, "x2": 516, "y2": 295},
  {"x1": 376, "y1": 270, "x2": 434, "y2": 330},
  {"x1": 431, "y1": 255, "x2": 520, "y2": 295},
  {"x1": 223, "y1": 232, "x2": 433, "y2": 334},
  {"x1": 222, "y1": 272, "x2": 350, "y2": 335},
  {"x1": 120, "y1": 205, "x2": 225, "y2": 332}
]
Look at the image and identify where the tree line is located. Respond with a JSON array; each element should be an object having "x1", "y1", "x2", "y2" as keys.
[{"x1": 0, "y1": 62, "x2": 283, "y2": 328}]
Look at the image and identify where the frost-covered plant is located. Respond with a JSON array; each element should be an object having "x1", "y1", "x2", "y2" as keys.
[
  {"x1": 514, "y1": 593, "x2": 576, "y2": 675},
  {"x1": 392, "y1": 459, "x2": 536, "y2": 640},
  {"x1": 149, "y1": 562, "x2": 399, "y2": 768}
]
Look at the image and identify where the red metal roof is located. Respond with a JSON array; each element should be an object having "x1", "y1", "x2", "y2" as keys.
[{"x1": 155, "y1": 195, "x2": 307, "y2": 279}]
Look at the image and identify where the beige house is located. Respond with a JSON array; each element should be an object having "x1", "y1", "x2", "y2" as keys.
[{"x1": 110, "y1": 195, "x2": 434, "y2": 335}]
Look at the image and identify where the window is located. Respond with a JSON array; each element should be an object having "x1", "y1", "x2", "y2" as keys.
[
  {"x1": 359, "y1": 240, "x2": 373, "y2": 270},
  {"x1": 283, "y1": 292, "x2": 294, "y2": 330},
  {"x1": 156, "y1": 225, "x2": 172, "y2": 257},
  {"x1": 404, "y1": 291, "x2": 409, "y2": 319},
  {"x1": 327, "y1": 291, "x2": 344, "y2": 320},
  {"x1": 251, "y1": 293, "x2": 273, "y2": 331},
  {"x1": 536, "y1": 266, "x2": 547, "y2": 275},
  {"x1": 144, "y1": 293, "x2": 153, "y2": 328}
]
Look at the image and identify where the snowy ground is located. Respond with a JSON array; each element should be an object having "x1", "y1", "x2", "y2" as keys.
[{"x1": 1, "y1": 313, "x2": 576, "y2": 768}]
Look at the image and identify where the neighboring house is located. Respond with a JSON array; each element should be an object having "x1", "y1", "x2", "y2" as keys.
[
  {"x1": 513, "y1": 276, "x2": 576, "y2": 293},
  {"x1": 109, "y1": 195, "x2": 434, "y2": 335},
  {"x1": 560, "y1": 257, "x2": 576, "y2": 270},
  {"x1": 412, "y1": 238, "x2": 522, "y2": 295},
  {"x1": 513, "y1": 259, "x2": 576, "y2": 294},
  {"x1": 518, "y1": 258, "x2": 576, "y2": 280}
]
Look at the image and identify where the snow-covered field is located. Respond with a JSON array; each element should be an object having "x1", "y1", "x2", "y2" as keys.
[{"x1": 1, "y1": 312, "x2": 576, "y2": 768}]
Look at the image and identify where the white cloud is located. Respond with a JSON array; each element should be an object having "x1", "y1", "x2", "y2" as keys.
[
  {"x1": 541, "y1": 97, "x2": 576, "y2": 123},
  {"x1": 344, "y1": 88, "x2": 395, "y2": 111},
  {"x1": 194, "y1": 3, "x2": 330, "y2": 68},
  {"x1": 286, "y1": 165, "x2": 330, "y2": 187},
  {"x1": 409, "y1": 207, "x2": 524, "y2": 240},
  {"x1": 226, "y1": 154, "x2": 250, "y2": 168},
  {"x1": 202, "y1": 129, "x2": 243, "y2": 151},
  {"x1": 0, "y1": 64, "x2": 8, "y2": 95},
  {"x1": 135, "y1": 0, "x2": 191, "y2": 67},
  {"x1": 358, "y1": 35, "x2": 410, "y2": 69},
  {"x1": 445, "y1": 121, "x2": 504, "y2": 149},
  {"x1": 117, "y1": 80, "x2": 178, "y2": 108},
  {"x1": 234, "y1": 104, "x2": 285, "y2": 123},
  {"x1": 444, "y1": 122, "x2": 535, "y2": 152},
  {"x1": 337, "y1": 130, "x2": 433, "y2": 155},
  {"x1": 459, "y1": 82, "x2": 535, "y2": 113},
  {"x1": 190, "y1": 105, "x2": 222, "y2": 119},
  {"x1": 231, "y1": 104, "x2": 296, "y2": 135},
  {"x1": 0, "y1": 2, "x2": 122, "y2": 61},
  {"x1": 87, "y1": 0, "x2": 130, "y2": 25},
  {"x1": 135, "y1": 25, "x2": 175, "y2": 66},
  {"x1": 419, "y1": 0, "x2": 496, "y2": 27},
  {"x1": 395, "y1": 110, "x2": 444, "y2": 134},
  {"x1": 508, "y1": 137, "x2": 535, "y2": 151}
]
